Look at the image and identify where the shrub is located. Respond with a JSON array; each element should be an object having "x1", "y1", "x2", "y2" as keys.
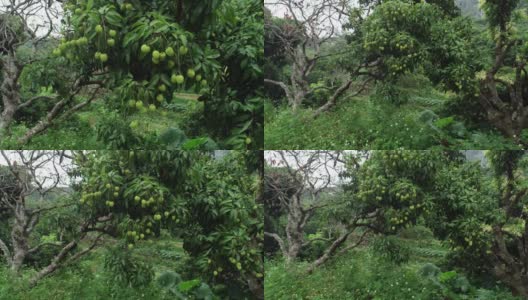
[{"x1": 371, "y1": 235, "x2": 411, "y2": 265}]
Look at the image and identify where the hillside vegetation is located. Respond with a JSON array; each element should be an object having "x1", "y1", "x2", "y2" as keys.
[
  {"x1": 264, "y1": 0, "x2": 528, "y2": 149},
  {"x1": 264, "y1": 150, "x2": 528, "y2": 299}
]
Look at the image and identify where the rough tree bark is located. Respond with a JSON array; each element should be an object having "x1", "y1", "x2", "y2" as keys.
[
  {"x1": 9, "y1": 203, "x2": 38, "y2": 273},
  {"x1": 0, "y1": 53, "x2": 22, "y2": 136},
  {"x1": 478, "y1": 39, "x2": 528, "y2": 141},
  {"x1": 491, "y1": 226, "x2": 528, "y2": 298},
  {"x1": 488, "y1": 156, "x2": 528, "y2": 298},
  {"x1": 264, "y1": 192, "x2": 310, "y2": 262}
]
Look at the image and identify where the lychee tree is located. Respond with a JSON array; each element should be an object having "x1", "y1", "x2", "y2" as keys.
[
  {"x1": 348, "y1": 151, "x2": 449, "y2": 234},
  {"x1": 181, "y1": 151, "x2": 264, "y2": 297},
  {"x1": 360, "y1": 150, "x2": 528, "y2": 297},
  {"x1": 357, "y1": 0, "x2": 481, "y2": 91},
  {"x1": 316, "y1": 150, "x2": 462, "y2": 271},
  {"x1": 74, "y1": 150, "x2": 263, "y2": 298},
  {"x1": 53, "y1": 0, "x2": 262, "y2": 149},
  {"x1": 425, "y1": 151, "x2": 528, "y2": 297},
  {"x1": 262, "y1": 150, "x2": 451, "y2": 273},
  {"x1": 358, "y1": 0, "x2": 528, "y2": 142}
]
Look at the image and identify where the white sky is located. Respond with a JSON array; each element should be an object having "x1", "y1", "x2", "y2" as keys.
[
  {"x1": 265, "y1": 0, "x2": 361, "y2": 37},
  {"x1": 0, "y1": 0, "x2": 64, "y2": 37},
  {"x1": 0, "y1": 151, "x2": 73, "y2": 188},
  {"x1": 264, "y1": 150, "x2": 355, "y2": 187}
]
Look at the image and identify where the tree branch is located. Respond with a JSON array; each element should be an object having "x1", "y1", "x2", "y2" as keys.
[
  {"x1": 0, "y1": 237, "x2": 12, "y2": 266},
  {"x1": 264, "y1": 231, "x2": 287, "y2": 257}
]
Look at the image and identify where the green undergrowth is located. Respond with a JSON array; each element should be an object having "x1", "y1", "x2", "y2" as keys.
[
  {"x1": 0, "y1": 96, "x2": 205, "y2": 149},
  {"x1": 264, "y1": 75, "x2": 520, "y2": 150},
  {"x1": 265, "y1": 227, "x2": 519, "y2": 300},
  {"x1": 0, "y1": 237, "x2": 190, "y2": 300}
]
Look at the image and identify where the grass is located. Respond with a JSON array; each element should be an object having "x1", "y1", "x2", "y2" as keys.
[
  {"x1": 0, "y1": 95, "x2": 205, "y2": 149},
  {"x1": 0, "y1": 236, "x2": 189, "y2": 300},
  {"x1": 265, "y1": 227, "x2": 520, "y2": 300},
  {"x1": 264, "y1": 75, "x2": 519, "y2": 150}
]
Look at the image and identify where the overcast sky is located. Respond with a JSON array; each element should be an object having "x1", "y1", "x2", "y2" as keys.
[
  {"x1": 0, "y1": 0, "x2": 63, "y2": 37},
  {"x1": 265, "y1": 0, "x2": 360, "y2": 36},
  {"x1": 0, "y1": 151, "x2": 73, "y2": 188},
  {"x1": 265, "y1": 151, "x2": 354, "y2": 187}
]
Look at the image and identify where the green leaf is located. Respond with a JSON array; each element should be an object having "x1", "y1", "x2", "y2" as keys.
[{"x1": 177, "y1": 279, "x2": 201, "y2": 292}]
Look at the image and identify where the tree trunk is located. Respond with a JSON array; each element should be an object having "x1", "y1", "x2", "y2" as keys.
[
  {"x1": 491, "y1": 226, "x2": 528, "y2": 298},
  {"x1": 494, "y1": 267, "x2": 528, "y2": 298},
  {"x1": 10, "y1": 207, "x2": 31, "y2": 273},
  {"x1": 247, "y1": 273, "x2": 264, "y2": 300},
  {"x1": 479, "y1": 60, "x2": 528, "y2": 142},
  {"x1": 285, "y1": 193, "x2": 307, "y2": 262},
  {"x1": 0, "y1": 238, "x2": 12, "y2": 266},
  {"x1": 0, "y1": 53, "x2": 21, "y2": 137}
]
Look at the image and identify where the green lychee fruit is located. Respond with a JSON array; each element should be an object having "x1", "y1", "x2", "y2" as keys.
[
  {"x1": 200, "y1": 79, "x2": 207, "y2": 86},
  {"x1": 109, "y1": 30, "x2": 117, "y2": 37},
  {"x1": 130, "y1": 121, "x2": 139, "y2": 129},
  {"x1": 156, "y1": 94, "x2": 164, "y2": 102},
  {"x1": 172, "y1": 74, "x2": 184, "y2": 84},
  {"x1": 195, "y1": 75, "x2": 202, "y2": 82},
  {"x1": 154, "y1": 214, "x2": 162, "y2": 221},
  {"x1": 107, "y1": 39, "x2": 115, "y2": 47},
  {"x1": 75, "y1": 8, "x2": 82, "y2": 15},
  {"x1": 135, "y1": 101, "x2": 143, "y2": 109},
  {"x1": 141, "y1": 44, "x2": 151, "y2": 54},
  {"x1": 165, "y1": 47, "x2": 175, "y2": 57},
  {"x1": 158, "y1": 84, "x2": 167, "y2": 92},
  {"x1": 152, "y1": 50, "x2": 160, "y2": 59},
  {"x1": 95, "y1": 25, "x2": 103, "y2": 33},
  {"x1": 187, "y1": 69, "x2": 195, "y2": 78},
  {"x1": 179, "y1": 46, "x2": 188, "y2": 55},
  {"x1": 149, "y1": 104, "x2": 156, "y2": 111},
  {"x1": 94, "y1": 52, "x2": 101, "y2": 60},
  {"x1": 99, "y1": 53, "x2": 109, "y2": 62},
  {"x1": 167, "y1": 60, "x2": 175, "y2": 68}
]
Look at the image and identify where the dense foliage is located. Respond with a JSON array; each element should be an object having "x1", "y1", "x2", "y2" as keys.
[
  {"x1": 265, "y1": 150, "x2": 528, "y2": 299},
  {"x1": 265, "y1": 0, "x2": 528, "y2": 149},
  {"x1": 1, "y1": 0, "x2": 263, "y2": 149},
  {"x1": 0, "y1": 150, "x2": 263, "y2": 299}
]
